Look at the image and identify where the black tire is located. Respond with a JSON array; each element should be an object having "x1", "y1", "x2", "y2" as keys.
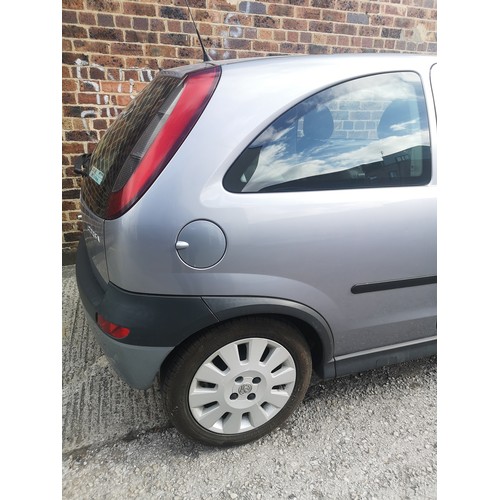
[{"x1": 161, "y1": 317, "x2": 312, "y2": 446}]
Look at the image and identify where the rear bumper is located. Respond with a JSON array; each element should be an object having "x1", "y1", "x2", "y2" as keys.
[
  {"x1": 75, "y1": 236, "x2": 219, "y2": 389},
  {"x1": 82, "y1": 308, "x2": 174, "y2": 390}
]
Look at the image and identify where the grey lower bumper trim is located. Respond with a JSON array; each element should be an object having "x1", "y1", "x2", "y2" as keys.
[{"x1": 85, "y1": 310, "x2": 174, "y2": 390}]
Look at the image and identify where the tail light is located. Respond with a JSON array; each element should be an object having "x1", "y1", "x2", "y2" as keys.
[{"x1": 106, "y1": 66, "x2": 221, "y2": 219}]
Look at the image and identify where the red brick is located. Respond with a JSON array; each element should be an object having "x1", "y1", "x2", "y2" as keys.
[
  {"x1": 116, "y1": 94, "x2": 132, "y2": 107},
  {"x1": 63, "y1": 142, "x2": 85, "y2": 155},
  {"x1": 299, "y1": 32, "x2": 311, "y2": 43},
  {"x1": 407, "y1": 7, "x2": 428, "y2": 19},
  {"x1": 62, "y1": 10, "x2": 78, "y2": 23},
  {"x1": 111, "y1": 43, "x2": 145, "y2": 56},
  {"x1": 126, "y1": 30, "x2": 158, "y2": 43},
  {"x1": 167, "y1": 20, "x2": 182, "y2": 32},
  {"x1": 78, "y1": 12, "x2": 96, "y2": 25},
  {"x1": 94, "y1": 119, "x2": 111, "y2": 130},
  {"x1": 101, "y1": 82, "x2": 125, "y2": 94},
  {"x1": 145, "y1": 45, "x2": 176, "y2": 58},
  {"x1": 280, "y1": 42, "x2": 306, "y2": 54},
  {"x1": 123, "y1": 2, "x2": 156, "y2": 16},
  {"x1": 97, "y1": 13, "x2": 114, "y2": 27},
  {"x1": 78, "y1": 93, "x2": 100, "y2": 104},
  {"x1": 62, "y1": 79, "x2": 78, "y2": 92},
  {"x1": 115, "y1": 15, "x2": 132, "y2": 28},
  {"x1": 89, "y1": 27, "x2": 123, "y2": 41},
  {"x1": 268, "y1": 4, "x2": 293, "y2": 17},
  {"x1": 62, "y1": 39, "x2": 72, "y2": 52},
  {"x1": 322, "y1": 10, "x2": 346, "y2": 22},
  {"x1": 160, "y1": 58, "x2": 183, "y2": 70},
  {"x1": 371, "y1": 15, "x2": 394, "y2": 26},
  {"x1": 252, "y1": 40, "x2": 279, "y2": 52},
  {"x1": 62, "y1": 52, "x2": 88, "y2": 65},
  {"x1": 62, "y1": 0, "x2": 84, "y2": 9},
  {"x1": 62, "y1": 92, "x2": 77, "y2": 104},
  {"x1": 73, "y1": 40, "x2": 110, "y2": 53},
  {"x1": 385, "y1": 4, "x2": 407, "y2": 16},
  {"x1": 150, "y1": 19, "x2": 165, "y2": 31},
  {"x1": 360, "y1": 1, "x2": 381, "y2": 14},
  {"x1": 312, "y1": 0, "x2": 331, "y2": 7},
  {"x1": 91, "y1": 54, "x2": 125, "y2": 67},
  {"x1": 254, "y1": 16, "x2": 279, "y2": 29},
  {"x1": 177, "y1": 47, "x2": 203, "y2": 59},
  {"x1": 256, "y1": 28, "x2": 273, "y2": 41},
  {"x1": 86, "y1": 0, "x2": 120, "y2": 12},
  {"x1": 133, "y1": 17, "x2": 149, "y2": 30},
  {"x1": 273, "y1": 30, "x2": 286, "y2": 41},
  {"x1": 337, "y1": 0, "x2": 360, "y2": 11},
  {"x1": 62, "y1": 200, "x2": 78, "y2": 211},
  {"x1": 79, "y1": 78, "x2": 101, "y2": 92},
  {"x1": 337, "y1": 35, "x2": 350, "y2": 46},
  {"x1": 359, "y1": 26, "x2": 380, "y2": 37},
  {"x1": 325, "y1": 35, "x2": 338, "y2": 45},
  {"x1": 283, "y1": 18, "x2": 307, "y2": 31},
  {"x1": 124, "y1": 57, "x2": 159, "y2": 69},
  {"x1": 198, "y1": 23, "x2": 212, "y2": 36},
  {"x1": 62, "y1": 178, "x2": 76, "y2": 189},
  {"x1": 335, "y1": 24, "x2": 357, "y2": 35},
  {"x1": 310, "y1": 21, "x2": 334, "y2": 33},
  {"x1": 295, "y1": 7, "x2": 321, "y2": 20}
]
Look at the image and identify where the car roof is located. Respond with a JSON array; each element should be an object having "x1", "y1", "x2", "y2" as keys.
[{"x1": 160, "y1": 53, "x2": 436, "y2": 79}]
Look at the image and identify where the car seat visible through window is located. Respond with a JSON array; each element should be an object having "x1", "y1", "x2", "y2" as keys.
[{"x1": 298, "y1": 105, "x2": 334, "y2": 154}]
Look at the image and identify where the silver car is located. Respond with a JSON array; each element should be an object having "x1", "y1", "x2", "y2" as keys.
[{"x1": 75, "y1": 53, "x2": 437, "y2": 446}]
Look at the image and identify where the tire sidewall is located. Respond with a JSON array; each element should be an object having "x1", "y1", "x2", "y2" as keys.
[{"x1": 163, "y1": 317, "x2": 312, "y2": 446}]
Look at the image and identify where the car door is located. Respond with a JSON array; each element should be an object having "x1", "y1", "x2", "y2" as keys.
[{"x1": 222, "y1": 69, "x2": 437, "y2": 358}]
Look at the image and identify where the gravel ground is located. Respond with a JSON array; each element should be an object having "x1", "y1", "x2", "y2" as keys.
[
  {"x1": 62, "y1": 266, "x2": 436, "y2": 499},
  {"x1": 63, "y1": 362, "x2": 437, "y2": 500}
]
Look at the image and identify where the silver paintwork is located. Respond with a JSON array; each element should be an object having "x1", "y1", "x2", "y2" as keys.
[
  {"x1": 99, "y1": 54, "x2": 436, "y2": 359},
  {"x1": 189, "y1": 337, "x2": 296, "y2": 434}
]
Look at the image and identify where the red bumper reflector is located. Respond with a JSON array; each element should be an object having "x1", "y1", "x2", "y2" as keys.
[{"x1": 97, "y1": 314, "x2": 131, "y2": 339}]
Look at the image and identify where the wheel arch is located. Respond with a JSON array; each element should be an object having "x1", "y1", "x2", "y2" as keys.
[{"x1": 160, "y1": 296, "x2": 335, "y2": 381}]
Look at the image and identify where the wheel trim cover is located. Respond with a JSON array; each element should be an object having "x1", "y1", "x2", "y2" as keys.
[{"x1": 188, "y1": 337, "x2": 297, "y2": 435}]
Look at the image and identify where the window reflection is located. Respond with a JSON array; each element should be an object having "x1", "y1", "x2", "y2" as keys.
[{"x1": 224, "y1": 72, "x2": 431, "y2": 193}]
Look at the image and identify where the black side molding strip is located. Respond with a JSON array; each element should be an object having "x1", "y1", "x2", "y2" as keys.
[{"x1": 351, "y1": 275, "x2": 437, "y2": 294}]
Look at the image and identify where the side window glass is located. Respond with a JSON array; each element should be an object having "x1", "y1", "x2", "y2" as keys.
[{"x1": 223, "y1": 72, "x2": 431, "y2": 193}]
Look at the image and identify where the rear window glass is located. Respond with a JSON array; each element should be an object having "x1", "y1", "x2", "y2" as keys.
[
  {"x1": 81, "y1": 74, "x2": 181, "y2": 218},
  {"x1": 223, "y1": 72, "x2": 431, "y2": 193}
]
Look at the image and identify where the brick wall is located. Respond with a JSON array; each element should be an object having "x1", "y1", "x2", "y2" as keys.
[{"x1": 62, "y1": 0, "x2": 437, "y2": 256}]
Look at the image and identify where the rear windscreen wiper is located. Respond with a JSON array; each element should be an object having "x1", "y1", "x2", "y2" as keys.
[{"x1": 74, "y1": 153, "x2": 92, "y2": 177}]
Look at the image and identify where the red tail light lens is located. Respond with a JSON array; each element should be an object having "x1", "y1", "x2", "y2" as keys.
[
  {"x1": 97, "y1": 314, "x2": 131, "y2": 339},
  {"x1": 106, "y1": 66, "x2": 221, "y2": 219}
]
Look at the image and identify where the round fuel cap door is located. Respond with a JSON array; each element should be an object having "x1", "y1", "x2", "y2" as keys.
[{"x1": 175, "y1": 220, "x2": 226, "y2": 269}]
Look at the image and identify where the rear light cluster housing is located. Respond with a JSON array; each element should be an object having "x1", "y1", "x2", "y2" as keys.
[{"x1": 106, "y1": 66, "x2": 221, "y2": 219}]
